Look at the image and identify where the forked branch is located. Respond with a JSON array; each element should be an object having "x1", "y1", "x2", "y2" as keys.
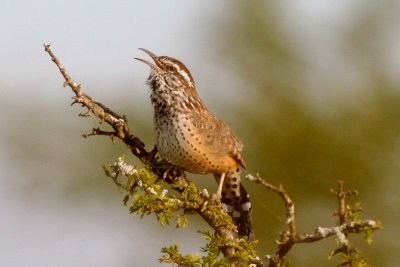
[{"x1": 246, "y1": 175, "x2": 380, "y2": 267}]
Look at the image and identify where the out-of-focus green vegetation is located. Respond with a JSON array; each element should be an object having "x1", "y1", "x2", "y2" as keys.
[{"x1": 215, "y1": 1, "x2": 400, "y2": 266}]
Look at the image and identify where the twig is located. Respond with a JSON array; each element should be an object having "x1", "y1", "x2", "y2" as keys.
[
  {"x1": 43, "y1": 44, "x2": 151, "y2": 162},
  {"x1": 245, "y1": 174, "x2": 380, "y2": 267},
  {"x1": 330, "y1": 180, "x2": 358, "y2": 225},
  {"x1": 299, "y1": 220, "x2": 379, "y2": 244},
  {"x1": 82, "y1": 127, "x2": 117, "y2": 144},
  {"x1": 246, "y1": 174, "x2": 297, "y2": 265}
]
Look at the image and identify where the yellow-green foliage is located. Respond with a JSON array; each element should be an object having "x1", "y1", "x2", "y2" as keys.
[{"x1": 103, "y1": 159, "x2": 260, "y2": 266}]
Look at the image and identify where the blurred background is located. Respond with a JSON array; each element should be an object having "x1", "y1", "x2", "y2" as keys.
[{"x1": 1, "y1": 0, "x2": 399, "y2": 266}]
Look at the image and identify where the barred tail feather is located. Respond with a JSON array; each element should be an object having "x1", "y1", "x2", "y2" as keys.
[{"x1": 215, "y1": 171, "x2": 254, "y2": 240}]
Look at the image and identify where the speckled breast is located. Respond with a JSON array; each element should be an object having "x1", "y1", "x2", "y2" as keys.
[{"x1": 154, "y1": 114, "x2": 237, "y2": 175}]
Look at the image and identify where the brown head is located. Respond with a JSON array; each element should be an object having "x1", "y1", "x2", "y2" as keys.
[
  {"x1": 136, "y1": 48, "x2": 195, "y2": 89},
  {"x1": 136, "y1": 48, "x2": 203, "y2": 112}
]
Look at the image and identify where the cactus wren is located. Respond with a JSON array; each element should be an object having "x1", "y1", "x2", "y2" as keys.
[{"x1": 136, "y1": 48, "x2": 253, "y2": 239}]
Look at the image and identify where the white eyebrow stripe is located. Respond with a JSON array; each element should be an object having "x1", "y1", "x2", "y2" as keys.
[
  {"x1": 160, "y1": 57, "x2": 195, "y2": 87},
  {"x1": 176, "y1": 67, "x2": 194, "y2": 87}
]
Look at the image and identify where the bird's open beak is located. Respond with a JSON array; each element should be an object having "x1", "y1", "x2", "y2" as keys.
[{"x1": 135, "y1": 48, "x2": 163, "y2": 71}]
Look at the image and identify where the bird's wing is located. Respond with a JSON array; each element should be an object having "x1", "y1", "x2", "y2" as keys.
[{"x1": 189, "y1": 108, "x2": 245, "y2": 168}]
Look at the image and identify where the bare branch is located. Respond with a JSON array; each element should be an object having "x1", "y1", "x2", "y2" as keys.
[
  {"x1": 299, "y1": 220, "x2": 380, "y2": 244},
  {"x1": 246, "y1": 173, "x2": 297, "y2": 262},
  {"x1": 330, "y1": 180, "x2": 359, "y2": 225},
  {"x1": 246, "y1": 174, "x2": 380, "y2": 267},
  {"x1": 82, "y1": 127, "x2": 117, "y2": 144},
  {"x1": 43, "y1": 44, "x2": 151, "y2": 163}
]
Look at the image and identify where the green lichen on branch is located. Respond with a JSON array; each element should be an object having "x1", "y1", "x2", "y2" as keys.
[
  {"x1": 103, "y1": 157, "x2": 198, "y2": 227},
  {"x1": 103, "y1": 157, "x2": 261, "y2": 266},
  {"x1": 160, "y1": 232, "x2": 259, "y2": 267},
  {"x1": 199, "y1": 231, "x2": 259, "y2": 266},
  {"x1": 160, "y1": 244, "x2": 202, "y2": 266}
]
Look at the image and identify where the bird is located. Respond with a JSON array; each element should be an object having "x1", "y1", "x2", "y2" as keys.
[{"x1": 135, "y1": 48, "x2": 253, "y2": 240}]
